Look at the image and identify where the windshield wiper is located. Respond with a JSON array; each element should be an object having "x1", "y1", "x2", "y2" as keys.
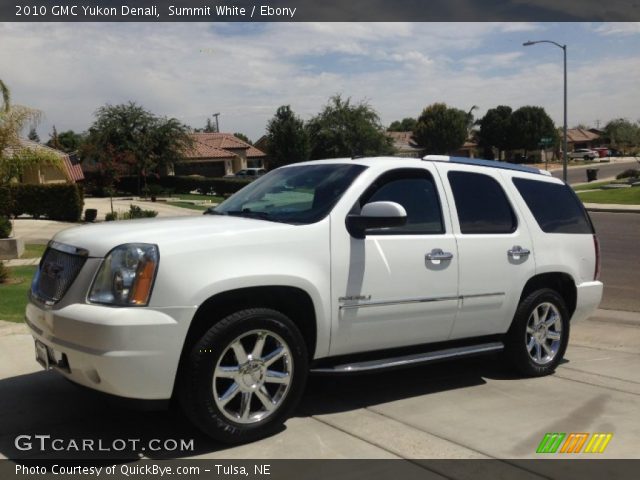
[{"x1": 225, "y1": 210, "x2": 273, "y2": 220}]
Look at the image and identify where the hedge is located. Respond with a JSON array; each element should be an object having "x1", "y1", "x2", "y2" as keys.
[
  {"x1": 8, "y1": 184, "x2": 84, "y2": 222},
  {"x1": 84, "y1": 173, "x2": 252, "y2": 197},
  {"x1": 0, "y1": 186, "x2": 10, "y2": 216}
]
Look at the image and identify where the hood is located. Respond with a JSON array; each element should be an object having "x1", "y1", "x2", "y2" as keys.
[{"x1": 52, "y1": 215, "x2": 295, "y2": 257}]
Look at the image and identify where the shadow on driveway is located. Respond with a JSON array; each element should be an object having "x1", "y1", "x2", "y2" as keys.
[{"x1": 0, "y1": 354, "x2": 529, "y2": 461}]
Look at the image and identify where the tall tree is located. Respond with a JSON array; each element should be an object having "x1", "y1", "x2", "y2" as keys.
[
  {"x1": 508, "y1": 106, "x2": 557, "y2": 155},
  {"x1": 46, "y1": 129, "x2": 84, "y2": 153},
  {"x1": 412, "y1": 103, "x2": 468, "y2": 154},
  {"x1": 265, "y1": 105, "x2": 310, "y2": 168},
  {"x1": 479, "y1": 105, "x2": 513, "y2": 160},
  {"x1": 605, "y1": 119, "x2": 640, "y2": 152},
  {"x1": 82, "y1": 102, "x2": 192, "y2": 193},
  {"x1": 27, "y1": 126, "x2": 40, "y2": 143},
  {"x1": 306, "y1": 95, "x2": 394, "y2": 159},
  {"x1": 0, "y1": 79, "x2": 9, "y2": 113},
  {"x1": 233, "y1": 132, "x2": 252, "y2": 144},
  {"x1": 388, "y1": 117, "x2": 417, "y2": 132}
]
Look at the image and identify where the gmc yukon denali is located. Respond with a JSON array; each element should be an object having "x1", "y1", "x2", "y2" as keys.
[{"x1": 26, "y1": 156, "x2": 603, "y2": 443}]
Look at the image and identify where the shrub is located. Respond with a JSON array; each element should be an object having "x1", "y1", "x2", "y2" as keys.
[
  {"x1": 105, "y1": 205, "x2": 158, "y2": 222},
  {"x1": 0, "y1": 261, "x2": 8, "y2": 284},
  {"x1": 0, "y1": 215, "x2": 11, "y2": 239},
  {"x1": 8, "y1": 184, "x2": 84, "y2": 221},
  {"x1": 0, "y1": 186, "x2": 11, "y2": 216},
  {"x1": 105, "y1": 212, "x2": 118, "y2": 222},
  {"x1": 616, "y1": 169, "x2": 639, "y2": 180}
]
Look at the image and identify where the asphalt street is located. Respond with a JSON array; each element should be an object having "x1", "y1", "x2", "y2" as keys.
[
  {"x1": 551, "y1": 158, "x2": 638, "y2": 184},
  {"x1": 591, "y1": 212, "x2": 640, "y2": 312}
]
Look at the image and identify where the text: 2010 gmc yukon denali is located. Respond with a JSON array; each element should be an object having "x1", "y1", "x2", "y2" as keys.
[{"x1": 26, "y1": 156, "x2": 603, "y2": 443}]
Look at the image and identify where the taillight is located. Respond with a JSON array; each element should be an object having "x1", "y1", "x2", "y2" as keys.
[{"x1": 593, "y1": 234, "x2": 601, "y2": 280}]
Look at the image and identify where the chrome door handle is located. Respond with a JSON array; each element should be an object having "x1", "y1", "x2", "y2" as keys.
[
  {"x1": 508, "y1": 245, "x2": 531, "y2": 258},
  {"x1": 426, "y1": 248, "x2": 454, "y2": 261}
]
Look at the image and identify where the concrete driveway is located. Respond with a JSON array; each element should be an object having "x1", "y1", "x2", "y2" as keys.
[
  {"x1": 0, "y1": 309, "x2": 638, "y2": 460},
  {"x1": 10, "y1": 198, "x2": 199, "y2": 244}
]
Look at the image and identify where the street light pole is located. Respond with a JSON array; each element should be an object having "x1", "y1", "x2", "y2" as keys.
[{"x1": 523, "y1": 40, "x2": 568, "y2": 182}]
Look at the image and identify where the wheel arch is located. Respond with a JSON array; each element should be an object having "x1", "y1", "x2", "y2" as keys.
[{"x1": 518, "y1": 272, "x2": 577, "y2": 319}]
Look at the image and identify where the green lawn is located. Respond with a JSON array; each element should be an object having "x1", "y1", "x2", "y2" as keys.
[
  {"x1": 22, "y1": 244, "x2": 47, "y2": 259},
  {"x1": 573, "y1": 180, "x2": 616, "y2": 191},
  {"x1": 170, "y1": 193, "x2": 224, "y2": 203},
  {"x1": 0, "y1": 266, "x2": 36, "y2": 322},
  {"x1": 577, "y1": 187, "x2": 640, "y2": 205},
  {"x1": 166, "y1": 202, "x2": 209, "y2": 212}
]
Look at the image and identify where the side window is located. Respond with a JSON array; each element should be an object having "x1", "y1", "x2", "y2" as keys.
[
  {"x1": 448, "y1": 171, "x2": 517, "y2": 234},
  {"x1": 360, "y1": 169, "x2": 444, "y2": 235},
  {"x1": 512, "y1": 177, "x2": 593, "y2": 234}
]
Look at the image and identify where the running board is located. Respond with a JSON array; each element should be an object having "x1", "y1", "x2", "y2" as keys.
[{"x1": 310, "y1": 341, "x2": 504, "y2": 374}]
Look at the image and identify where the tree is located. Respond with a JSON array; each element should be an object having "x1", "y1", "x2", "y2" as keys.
[
  {"x1": 508, "y1": 106, "x2": 557, "y2": 155},
  {"x1": 605, "y1": 119, "x2": 640, "y2": 152},
  {"x1": 412, "y1": 103, "x2": 468, "y2": 154},
  {"x1": 265, "y1": 105, "x2": 310, "y2": 168},
  {"x1": 27, "y1": 127, "x2": 40, "y2": 143},
  {"x1": 233, "y1": 132, "x2": 252, "y2": 144},
  {"x1": 479, "y1": 106, "x2": 513, "y2": 160},
  {"x1": 388, "y1": 117, "x2": 417, "y2": 132},
  {"x1": 46, "y1": 128, "x2": 84, "y2": 153},
  {"x1": 193, "y1": 117, "x2": 217, "y2": 133},
  {"x1": 0, "y1": 80, "x2": 63, "y2": 185},
  {"x1": 82, "y1": 102, "x2": 192, "y2": 194},
  {"x1": 306, "y1": 95, "x2": 394, "y2": 159}
]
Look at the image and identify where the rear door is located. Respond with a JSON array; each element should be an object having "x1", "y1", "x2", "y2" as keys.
[{"x1": 437, "y1": 164, "x2": 536, "y2": 339}]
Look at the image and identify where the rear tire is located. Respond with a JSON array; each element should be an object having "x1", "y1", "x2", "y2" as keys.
[
  {"x1": 505, "y1": 288, "x2": 570, "y2": 377},
  {"x1": 178, "y1": 308, "x2": 308, "y2": 444}
]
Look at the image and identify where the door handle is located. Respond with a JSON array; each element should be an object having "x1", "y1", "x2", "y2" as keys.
[
  {"x1": 426, "y1": 248, "x2": 454, "y2": 261},
  {"x1": 508, "y1": 245, "x2": 531, "y2": 258}
]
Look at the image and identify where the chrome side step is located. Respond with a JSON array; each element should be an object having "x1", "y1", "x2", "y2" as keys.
[{"x1": 310, "y1": 341, "x2": 504, "y2": 374}]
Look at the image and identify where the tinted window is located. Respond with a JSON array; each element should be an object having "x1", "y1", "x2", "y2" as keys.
[
  {"x1": 448, "y1": 171, "x2": 517, "y2": 234},
  {"x1": 361, "y1": 169, "x2": 444, "y2": 235},
  {"x1": 513, "y1": 178, "x2": 594, "y2": 234}
]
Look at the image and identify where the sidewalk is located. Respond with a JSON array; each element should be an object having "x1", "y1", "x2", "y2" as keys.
[{"x1": 584, "y1": 203, "x2": 640, "y2": 214}]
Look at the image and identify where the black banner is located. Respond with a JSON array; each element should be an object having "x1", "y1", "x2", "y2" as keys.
[{"x1": 2, "y1": 0, "x2": 639, "y2": 22}]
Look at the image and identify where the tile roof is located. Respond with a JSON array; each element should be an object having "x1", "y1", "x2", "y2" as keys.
[
  {"x1": 5, "y1": 139, "x2": 84, "y2": 182},
  {"x1": 186, "y1": 133, "x2": 266, "y2": 159},
  {"x1": 566, "y1": 128, "x2": 600, "y2": 143}
]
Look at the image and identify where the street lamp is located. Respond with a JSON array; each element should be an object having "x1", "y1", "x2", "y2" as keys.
[{"x1": 523, "y1": 40, "x2": 568, "y2": 182}]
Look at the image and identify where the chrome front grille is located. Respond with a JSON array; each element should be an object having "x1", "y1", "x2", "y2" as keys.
[{"x1": 32, "y1": 244, "x2": 88, "y2": 304}]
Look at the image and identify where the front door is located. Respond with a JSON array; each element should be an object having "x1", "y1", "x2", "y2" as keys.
[{"x1": 329, "y1": 166, "x2": 459, "y2": 356}]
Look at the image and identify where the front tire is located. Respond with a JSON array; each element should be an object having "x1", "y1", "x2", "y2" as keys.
[
  {"x1": 505, "y1": 289, "x2": 570, "y2": 377},
  {"x1": 178, "y1": 308, "x2": 308, "y2": 443}
]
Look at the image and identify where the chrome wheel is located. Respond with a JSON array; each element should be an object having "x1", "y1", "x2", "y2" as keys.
[
  {"x1": 213, "y1": 329, "x2": 293, "y2": 424},
  {"x1": 525, "y1": 302, "x2": 563, "y2": 365}
]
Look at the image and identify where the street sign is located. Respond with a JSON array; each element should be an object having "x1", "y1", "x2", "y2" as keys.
[{"x1": 539, "y1": 137, "x2": 553, "y2": 147}]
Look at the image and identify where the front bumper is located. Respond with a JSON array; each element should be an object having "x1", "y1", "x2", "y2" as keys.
[
  {"x1": 571, "y1": 280, "x2": 604, "y2": 323},
  {"x1": 26, "y1": 301, "x2": 197, "y2": 400}
]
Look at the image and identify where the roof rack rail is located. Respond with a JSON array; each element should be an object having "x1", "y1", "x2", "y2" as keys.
[{"x1": 422, "y1": 155, "x2": 552, "y2": 176}]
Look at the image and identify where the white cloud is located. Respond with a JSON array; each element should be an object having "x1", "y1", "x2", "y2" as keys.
[
  {"x1": 0, "y1": 22, "x2": 638, "y2": 142},
  {"x1": 592, "y1": 22, "x2": 640, "y2": 36}
]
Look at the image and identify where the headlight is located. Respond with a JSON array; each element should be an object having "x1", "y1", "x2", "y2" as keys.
[{"x1": 88, "y1": 244, "x2": 159, "y2": 306}]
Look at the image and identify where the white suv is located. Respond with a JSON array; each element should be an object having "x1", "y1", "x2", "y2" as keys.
[{"x1": 26, "y1": 156, "x2": 603, "y2": 443}]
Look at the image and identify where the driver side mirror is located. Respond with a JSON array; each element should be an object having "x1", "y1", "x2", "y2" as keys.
[{"x1": 346, "y1": 201, "x2": 407, "y2": 239}]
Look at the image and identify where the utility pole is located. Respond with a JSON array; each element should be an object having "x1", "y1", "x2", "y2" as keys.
[{"x1": 212, "y1": 113, "x2": 220, "y2": 133}]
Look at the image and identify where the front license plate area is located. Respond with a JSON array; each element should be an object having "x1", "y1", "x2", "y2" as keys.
[{"x1": 35, "y1": 340, "x2": 52, "y2": 369}]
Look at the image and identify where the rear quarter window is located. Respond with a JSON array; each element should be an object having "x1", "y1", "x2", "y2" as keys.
[{"x1": 512, "y1": 178, "x2": 594, "y2": 234}]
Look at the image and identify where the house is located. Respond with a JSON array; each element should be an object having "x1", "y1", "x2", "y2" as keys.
[
  {"x1": 6, "y1": 139, "x2": 84, "y2": 184},
  {"x1": 385, "y1": 131, "x2": 422, "y2": 157},
  {"x1": 566, "y1": 128, "x2": 601, "y2": 150},
  {"x1": 176, "y1": 133, "x2": 267, "y2": 177}
]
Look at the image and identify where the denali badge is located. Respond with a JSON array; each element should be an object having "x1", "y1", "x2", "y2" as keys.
[{"x1": 338, "y1": 295, "x2": 372, "y2": 303}]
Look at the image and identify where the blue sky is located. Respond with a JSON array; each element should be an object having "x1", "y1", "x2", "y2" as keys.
[{"x1": 1, "y1": 22, "x2": 639, "y2": 141}]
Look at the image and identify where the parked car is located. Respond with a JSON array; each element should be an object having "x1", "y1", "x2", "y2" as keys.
[
  {"x1": 234, "y1": 168, "x2": 267, "y2": 178},
  {"x1": 568, "y1": 148, "x2": 599, "y2": 161},
  {"x1": 26, "y1": 156, "x2": 603, "y2": 444}
]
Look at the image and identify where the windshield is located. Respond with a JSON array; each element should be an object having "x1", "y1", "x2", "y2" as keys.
[{"x1": 208, "y1": 163, "x2": 367, "y2": 224}]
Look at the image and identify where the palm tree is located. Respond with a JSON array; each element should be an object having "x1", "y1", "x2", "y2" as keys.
[{"x1": 0, "y1": 79, "x2": 9, "y2": 113}]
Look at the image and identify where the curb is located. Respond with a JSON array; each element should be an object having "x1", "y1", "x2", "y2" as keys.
[{"x1": 585, "y1": 205, "x2": 640, "y2": 214}]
